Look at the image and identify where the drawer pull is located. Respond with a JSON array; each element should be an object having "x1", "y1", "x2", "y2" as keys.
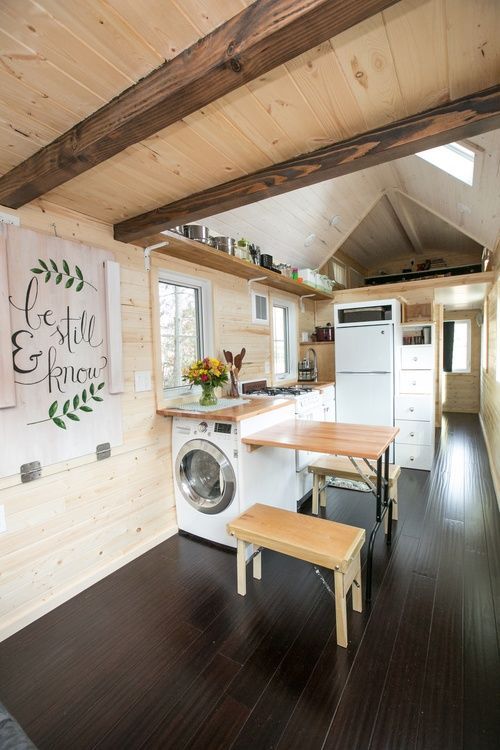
[
  {"x1": 413, "y1": 356, "x2": 418, "y2": 362},
  {"x1": 410, "y1": 456, "x2": 414, "y2": 461},
  {"x1": 411, "y1": 381, "x2": 417, "y2": 386},
  {"x1": 409, "y1": 407, "x2": 415, "y2": 412},
  {"x1": 410, "y1": 432, "x2": 415, "y2": 437}
]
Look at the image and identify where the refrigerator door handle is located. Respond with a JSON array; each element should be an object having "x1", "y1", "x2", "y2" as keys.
[{"x1": 338, "y1": 370, "x2": 390, "y2": 374}]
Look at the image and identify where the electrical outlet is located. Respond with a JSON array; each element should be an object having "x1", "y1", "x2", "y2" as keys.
[
  {"x1": 0, "y1": 505, "x2": 6, "y2": 534},
  {"x1": 0, "y1": 212, "x2": 20, "y2": 226},
  {"x1": 134, "y1": 370, "x2": 152, "y2": 392}
]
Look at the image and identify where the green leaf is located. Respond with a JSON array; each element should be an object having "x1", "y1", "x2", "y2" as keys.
[
  {"x1": 65, "y1": 277, "x2": 74, "y2": 288},
  {"x1": 63, "y1": 400, "x2": 70, "y2": 414},
  {"x1": 62, "y1": 259, "x2": 70, "y2": 275},
  {"x1": 73, "y1": 394, "x2": 80, "y2": 410},
  {"x1": 50, "y1": 258, "x2": 58, "y2": 272},
  {"x1": 76, "y1": 281, "x2": 84, "y2": 292},
  {"x1": 82, "y1": 389, "x2": 87, "y2": 402},
  {"x1": 38, "y1": 259, "x2": 48, "y2": 270},
  {"x1": 90, "y1": 383, "x2": 95, "y2": 395},
  {"x1": 80, "y1": 405, "x2": 93, "y2": 413},
  {"x1": 45, "y1": 271, "x2": 51, "y2": 283},
  {"x1": 75, "y1": 265, "x2": 83, "y2": 280},
  {"x1": 53, "y1": 417, "x2": 66, "y2": 430},
  {"x1": 97, "y1": 382, "x2": 105, "y2": 390},
  {"x1": 31, "y1": 267, "x2": 43, "y2": 274},
  {"x1": 92, "y1": 396, "x2": 103, "y2": 402},
  {"x1": 48, "y1": 401, "x2": 58, "y2": 418},
  {"x1": 67, "y1": 413, "x2": 80, "y2": 421},
  {"x1": 56, "y1": 273, "x2": 63, "y2": 284}
]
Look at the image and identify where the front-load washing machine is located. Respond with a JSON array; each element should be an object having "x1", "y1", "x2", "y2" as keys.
[{"x1": 172, "y1": 417, "x2": 242, "y2": 547}]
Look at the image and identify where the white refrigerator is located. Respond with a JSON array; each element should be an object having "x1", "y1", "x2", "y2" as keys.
[{"x1": 335, "y1": 324, "x2": 395, "y2": 457}]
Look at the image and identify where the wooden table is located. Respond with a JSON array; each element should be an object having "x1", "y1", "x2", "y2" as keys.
[{"x1": 242, "y1": 419, "x2": 399, "y2": 601}]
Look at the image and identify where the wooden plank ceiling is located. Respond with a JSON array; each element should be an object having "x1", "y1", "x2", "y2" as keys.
[{"x1": 0, "y1": 0, "x2": 499, "y2": 268}]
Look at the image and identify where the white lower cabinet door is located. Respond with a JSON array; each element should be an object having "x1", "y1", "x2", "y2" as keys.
[
  {"x1": 395, "y1": 419, "x2": 432, "y2": 445},
  {"x1": 396, "y1": 443, "x2": 433, "y2": 470}
]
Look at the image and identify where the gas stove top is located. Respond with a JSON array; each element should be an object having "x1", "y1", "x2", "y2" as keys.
[{"x1": 249, "y1": 386, "x2": 314, "y2": 397}]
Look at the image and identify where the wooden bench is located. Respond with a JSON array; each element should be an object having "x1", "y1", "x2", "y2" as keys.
[
  {"x1": 227, "y1": 503, "x2": 365, "y2": 648},
  {"x1": 308, "y1": 455, "x2": 401, "y2": 529}
]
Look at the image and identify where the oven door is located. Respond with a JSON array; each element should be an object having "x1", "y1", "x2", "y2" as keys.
[
  {"x1": 175, "y1": 439, "x2": 236, "y2": 514},
  {"x1": 296, "y1": 405, "x2": 325, "y2": 471}
]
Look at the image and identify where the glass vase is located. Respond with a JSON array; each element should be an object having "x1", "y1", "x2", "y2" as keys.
[{"x1": 199, "y1": 382, "x2": 217, "y2": 407}]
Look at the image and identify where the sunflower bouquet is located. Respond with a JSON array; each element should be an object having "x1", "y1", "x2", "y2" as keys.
[{"x1": 183, "y1": 357, "x2": 229, "y2": 406}]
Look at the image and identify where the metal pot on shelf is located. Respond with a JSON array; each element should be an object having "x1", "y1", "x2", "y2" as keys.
[
  {"x1": 213, "y1": 236, "x2": 236, "y2": 255},
  {"x1": 315, "y1": 324, "x2": 334, "y2": 342},
  {"x1": 184, "y1": 225, "x2": 211, "y2": 243}
]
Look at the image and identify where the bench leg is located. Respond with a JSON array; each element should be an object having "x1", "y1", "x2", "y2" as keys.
[
  {"x1": 312, "y1": 473, "x2": 320, "y2": 515},
  {"x1": 237, "y1": 539, "x2": 247, "y2": 596},
  {"x1": 334, "y1": 569, "x2": 348, "y2": 648},
  {"x1": 320, "y1": 475, "x2": 327, "y2": 509},
  {"x1": 253, "y1": 549, "x2": 262, "y2": 580},
  {"x1": 384, "y1": 481, "x2": 399, "y2": 533},
  {"x1": 352, "y1": 553, "x2": 362, "y2": 613}
]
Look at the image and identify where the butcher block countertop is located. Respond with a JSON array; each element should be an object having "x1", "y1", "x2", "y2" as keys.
[
  {"x1": 157, "y1": 397, "x2": 293, "y2": 422},
  {"x1": 242, "y1": 419, "x2": 399, "y2": 460}
]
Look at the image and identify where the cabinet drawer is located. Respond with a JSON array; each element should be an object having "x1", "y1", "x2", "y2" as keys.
[
  {"x1": 395, "y1": 394, "x2": 432, "y2": 421},
  {"x1": 399, "y1": 370, "x2": 433, "y2": 394},
  {"x1": 401, "y1": 345, "x2": 433, "y2": 370},
  {"x1": 395, "y1": 419, "x2": 432, "y2": 446},
  {"x1": 395, "y1": 444, "x2": 433, "y2": 471}
]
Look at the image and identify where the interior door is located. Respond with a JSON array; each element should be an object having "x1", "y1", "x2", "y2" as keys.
[
  {"x1": 175, "y1": 439, "x2": 236, "y2": 514},
  {"x1": 335, "y1": 324, "x2": 393, "y2": 373}
]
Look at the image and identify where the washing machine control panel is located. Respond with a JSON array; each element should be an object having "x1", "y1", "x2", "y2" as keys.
[{"x1": 198, "y1": 421, "x2": 208, "y2": 433}]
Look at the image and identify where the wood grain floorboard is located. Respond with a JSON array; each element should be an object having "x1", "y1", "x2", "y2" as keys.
[{"x1": 0, "y1": 414, "x2": 497, "y2": 750}]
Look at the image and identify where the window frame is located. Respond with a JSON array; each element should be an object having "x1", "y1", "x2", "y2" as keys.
[
  {"x1": 271, "y1": 297, "x2": 298, "y2": 382},
  {"x1": 450, "y1": 318, "x2": 472, "y2": 374},
  {"x1": 157, "y1": 269, "x2": 214, "y2": 399}
]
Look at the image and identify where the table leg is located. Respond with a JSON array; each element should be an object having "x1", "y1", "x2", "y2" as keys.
[
  {"x1": 384, "y1": 446, "x2": 393, "y2": 545},
  {"x1": 237, "y1": 539, "x2": 247, "y2": 595},
  {"x1": 334, "y1": 569, "x2": 348, "y2": 648}
]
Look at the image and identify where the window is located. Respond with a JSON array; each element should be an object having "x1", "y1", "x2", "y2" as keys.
[
  {"x1": 443, "y1": 319, "x2": 471, "y2": 373},
  {"x1": 272, "y1": 299, "x2": 297, "y2": 380},
  {"x1": 158, "y1": 271, "x2": 212, "y2": 394},
  {"x1": 416, "y1": 141, "x2": 475, "y2": 186}
]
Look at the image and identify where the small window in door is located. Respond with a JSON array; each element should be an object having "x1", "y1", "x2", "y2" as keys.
[{"x1": 273, "y1": 304, "x2": 290, "y2": 378}]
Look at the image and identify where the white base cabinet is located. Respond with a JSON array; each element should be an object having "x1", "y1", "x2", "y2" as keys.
[{"x1": 396, "y1": 339, "x2": 435, "y2": 471}]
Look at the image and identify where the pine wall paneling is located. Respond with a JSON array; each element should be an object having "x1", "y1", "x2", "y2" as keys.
[
  {"x1": 480, "y1": 277, "x2": 500, "y2": 504},
  {"x1": 0, "y1": 201, "x2": 176, "y2": 642}
]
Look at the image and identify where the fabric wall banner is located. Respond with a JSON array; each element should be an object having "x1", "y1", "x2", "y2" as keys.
[{"x1": 0, "y1": 224, "x2": 123, "y2": 478}]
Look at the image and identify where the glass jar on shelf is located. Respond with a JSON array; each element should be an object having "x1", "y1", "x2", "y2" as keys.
[{"x1": 236, "y1": 237, "x2": 251, "y2": 261}]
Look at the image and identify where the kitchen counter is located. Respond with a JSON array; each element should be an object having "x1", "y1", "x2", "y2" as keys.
[
  {"x1": 295, "y1": 381, "x2": 335, "y2": 389},
  {"x1": 157, "y1": 397, "x2": 293, "y2": 422}
]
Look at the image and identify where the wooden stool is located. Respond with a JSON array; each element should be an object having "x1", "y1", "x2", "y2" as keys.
[
  {"x1": 227, "y1": 503, "x2": 365, "y2": 648},
  {"x1": 308, "y1": 455, "x2": 401, "y2": 530}
]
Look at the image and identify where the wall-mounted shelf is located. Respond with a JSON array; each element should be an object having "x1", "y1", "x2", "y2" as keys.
[
  {"x1": 155, "y1": 231, "x2": 335, "y2": 301},
  {"x1": 300, "y1": 341, "x2": 335, "y2": 346}
]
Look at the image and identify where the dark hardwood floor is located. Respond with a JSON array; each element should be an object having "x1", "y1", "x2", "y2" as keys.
[{"x1": 1, "y1": 413, "x2": 499, "y2": 749}]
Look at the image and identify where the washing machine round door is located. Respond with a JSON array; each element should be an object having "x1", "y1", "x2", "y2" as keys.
[{"x1": 175, "y1": 439, "x2": 236, "y2": 514}]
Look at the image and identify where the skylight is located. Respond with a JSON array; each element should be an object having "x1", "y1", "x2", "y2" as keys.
[{"x1": 416, "y1": 141, "x2": 475, "y2": 185}]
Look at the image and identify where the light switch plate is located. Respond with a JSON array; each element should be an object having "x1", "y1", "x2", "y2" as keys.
[
  {"x1": 0, "y1": 505, "x2": 6, "y2": 534},
  {"x1": 134, "y1": 370, "x2": 152, "y2": 392}
]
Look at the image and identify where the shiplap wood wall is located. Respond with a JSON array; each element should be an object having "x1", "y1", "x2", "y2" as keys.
[
  {"x1": 480, "y1": 277, "x2": 500, "y2": 504},
  {"x1": 0, "y1": 200, "x2": 296, "y2": 641},
  {"x1": 443, "y1": 309, "x2": 481, "y2": 413}
]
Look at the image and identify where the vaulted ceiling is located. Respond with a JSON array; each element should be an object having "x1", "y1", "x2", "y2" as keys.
[{"x1": 0, "y1": 0, "x2": 499, "y2": 270}]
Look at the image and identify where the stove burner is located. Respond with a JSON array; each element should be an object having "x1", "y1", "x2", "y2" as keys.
[{"x1": 250, "y1": 386, "x2": 313, "y2": 397}]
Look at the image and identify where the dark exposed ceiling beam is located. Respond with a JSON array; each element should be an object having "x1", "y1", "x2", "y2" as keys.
[
  {"x1": 114, "y1": 84, "x2": 500, "y2": 245},
  {"x1": 0, "y1": 0, "x2": 400, "y2": 208}
]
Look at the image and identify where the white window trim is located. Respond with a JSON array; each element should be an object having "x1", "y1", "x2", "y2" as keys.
[
  {"x1": 450, "y1": 318, "x2": 471, "y2": 374},
  {"x1": 272, "y1": 296, "x2": 298, "y2": 382},
  {"x1": 158, "y1": 268, "x2": 214, "y2": 398}
]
